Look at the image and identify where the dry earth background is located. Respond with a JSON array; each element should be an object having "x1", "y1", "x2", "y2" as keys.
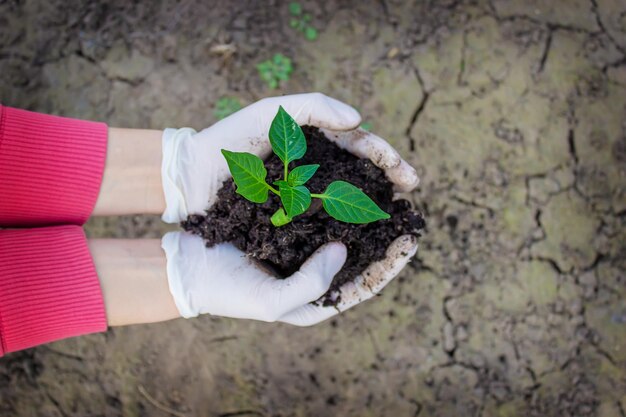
[{"x1": 1, "y1": 0, "x2": 626, "y2": 416}]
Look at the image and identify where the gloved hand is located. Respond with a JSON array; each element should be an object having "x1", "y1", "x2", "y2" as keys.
[
  {"x1": 161, "y1": 92, "x2": 363, "y2": 223},
  {"x1": 163, "y1": 232, "x2": 347, "y2": 321},
  {"x1": 277, "y1": 234, "x2": 418, "y2": 326},
  {"x1": 161, "y1": 93, "x2": 420, "y2": 326}
]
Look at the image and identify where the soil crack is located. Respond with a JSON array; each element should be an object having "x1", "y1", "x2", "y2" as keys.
[
  {"x1": 218, "y1": 411, "x2": 265, "y2": 417},
  {"x1": 406, "y1": 64, "x2": 431, "y2": 152},
  {"x1": 537, "y1": 29, "x2": 553, "y2": 74},
  {"x1": 567, "y1": 129, "x2": 579, "y2": 164},
  {"x1": 590, "y1": 0, "x2": 626, "y2": 55},
  {"x1": 526, "y1": 255, "x2": 565, "y2": 274}
]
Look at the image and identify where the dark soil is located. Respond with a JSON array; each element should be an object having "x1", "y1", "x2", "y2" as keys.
[{"x1": 182, "y1": 126, "x2": 425, "y2": 300}]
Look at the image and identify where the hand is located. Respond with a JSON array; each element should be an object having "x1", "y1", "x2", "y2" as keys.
[
  {"x1": 274, "y1": 128, "x2": 420, "y2": 326},
  {"x1": 162, "y1": 232, "x2": 347, "y2": 322},
  {"x1": 161, "y1": 92, "x2": 420, "y2": 326},
  {"x1": 161, "y1": 92, "x2": 362, "y2": 223},
  {"x1": 278, "y1": 234, "x2": 418, "y2": 326}
]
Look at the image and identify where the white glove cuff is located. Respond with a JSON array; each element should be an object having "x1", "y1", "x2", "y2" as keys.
[
  {"x1": 161, "y1": 127, "x2": 198, "y2": 223},
  {"x1": 161, "y1": 232, "x2": 199, "y2": 318}
]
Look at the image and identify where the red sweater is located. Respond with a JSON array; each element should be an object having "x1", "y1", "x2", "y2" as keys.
[{"x1": 0, "y1": 105, "x2": 108, "y2": 355}]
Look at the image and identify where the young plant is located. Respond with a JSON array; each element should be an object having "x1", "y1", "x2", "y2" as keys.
[
  {"x1": 214, "y1": 96, "x2": 242, "y2": 120},
  {"x1": 288, "y1": 2, "x2": 318, "y2": 41},
  {"x1": 256, "y1": 54, "x2": 293, "y2": 89},
  {"x1": 354, "y1": 106, "x2": 373, "y2": 131},
  {"x1": 221, "y1": 107, "x2": 390, "y2": 227},
  {"x1": 360, "y1": 121, "x2": 373, "y2": 131}
]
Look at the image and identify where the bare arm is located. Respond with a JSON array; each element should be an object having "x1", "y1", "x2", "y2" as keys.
[
  {"x1": 88, "y1": 239, "x2": 180, "y2": 326},
  {"x1": 92, "y1": 128, "x2": 166, "y2": 216}
]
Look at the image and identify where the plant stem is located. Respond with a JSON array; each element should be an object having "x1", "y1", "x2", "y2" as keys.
[
  {"x1": 268, "y1": 184, "x2": 280, "y2": 195},
  {"x1": 310, "y1": 193, "x2": 326, "y2": 199},
  {"x1": 271, "y1": 207, "x2": 292, "y2": 226},
  {"x1": 284, "y1": 161, "x2": 289, "y2": 182}
]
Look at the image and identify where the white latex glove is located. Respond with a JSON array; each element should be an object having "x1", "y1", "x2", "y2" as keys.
[
  {"x1": 161, "y1": 93, "x2": 421, "y2": 326},
  {"x1": 278, "y1": 234, "x2": 418, "y2": 326},
  {"x1": 161, "y1": 92, "x2": 362, "y2": 223},
  {"x1": 162, "y1": 232, "x2": 347, "y2": 321}
]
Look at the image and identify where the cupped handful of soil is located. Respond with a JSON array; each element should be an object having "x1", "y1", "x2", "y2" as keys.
[{"x1": 182, "y1": 126, "x2": 425, "y2": 301}]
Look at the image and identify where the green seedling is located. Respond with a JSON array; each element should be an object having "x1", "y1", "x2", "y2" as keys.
[
  {"x1": 360, "y1": 121, "x2": 373, "y2": 131},
  {"x1": 353, "y1": 106, "x2": 373, "y2": 131},
  {"x1": 214, "y1": 96, "x2": 243, "y2": 120},
  {"x1": 288, "y1": 2, "x2": 318, "y2": 41},
  {"x1": 221, "y1": 107, "x2": 390, "y2": 227},
  {"x1": 257, "y1": 54, "x2": 293, "y2": 89}
]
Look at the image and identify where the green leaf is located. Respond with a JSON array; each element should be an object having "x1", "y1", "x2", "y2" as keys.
[
  {"x1": 279, "y1": 184, "x2": 311, "y2": 218},
  {"x1": 274, "y1": 55, "x2": 292, "y2": 75},
  {"x1": 221, "y1": 150, "x2": 269, "y2": 203},
  {"x1": 269, "y1": 106, "x2": 306, "y2": 164},
  {"x1": 273, "y1": 53, "x2": 287, "y2": 64},
  {"x1": 288, "y1": 164, "x2": 319, "y2": 186},
  {"x1": 256, "y1": 61, "x2": 270, "y2": 73},
  {"x1": 271, "y1": 207, "x2": 292, "y2": 227},
  {"x1": 304, "y1": 26, "x2": 318, "y2": 41},
  {"x1": 276, "y1": 70, "x2": 291, "y2": 81},
  {"x1": 288, "y1": 2, "x2": 302, "y2": 16},
  {"x1": 289, "y1": 18, "x2": 299, "y2": 28},
  {"x1": 214, "y1": 96, "x2": 242, "y2": 120},
  {"x1": 257, "y1": 55, "x2": 292, "y2": 89},
  {"x1": 319, "y1": 181, "x2": 390, "y2": 224}
]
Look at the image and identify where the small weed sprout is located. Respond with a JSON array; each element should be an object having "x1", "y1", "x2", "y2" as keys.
[
  {"x1": 353, "y1": 106, "x2": 373, "y2": 131},
  {"x1": 256, "y1": 54, "x2": 293, "y2": 89},
  {"x1": 221, "y1": 107, "x2": 390, "y2": 227},
  {"x1": 288, "y1": 2, "x2": 318, "y2": 41},
  {"x1": 214, "y1": 96, "x2": 243, "y2": 120}
]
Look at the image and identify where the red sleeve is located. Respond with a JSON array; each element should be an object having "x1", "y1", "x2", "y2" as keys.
[
  {"x1": 0, "y1": 226, "x2": 107, "y2": 355},
  {"x1": 0, "y1": 105, "x2": 108, "y2": 227}
]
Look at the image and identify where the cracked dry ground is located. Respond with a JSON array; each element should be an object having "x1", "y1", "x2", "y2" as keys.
[{"x1": 1, "y1": 1, "x2": 625, "y2": 416}]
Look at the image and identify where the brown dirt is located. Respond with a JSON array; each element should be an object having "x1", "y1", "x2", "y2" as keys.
[{"x1": 182, "y1": 126, "x2": 425, "y2": 300}]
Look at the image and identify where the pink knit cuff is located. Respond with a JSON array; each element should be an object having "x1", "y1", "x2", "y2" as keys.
[
  {"x1": 0, "y1": 226, "x2": 107, "y2": 356},
  {"x1": 0, "y1": 105, "x2": 108, "y2": 226}
]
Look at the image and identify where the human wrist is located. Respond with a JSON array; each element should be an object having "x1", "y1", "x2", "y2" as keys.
[
  {"x1": 89, "y1": 238, "x2": 181, "y2": 326},
  {"x1": 92, "y1": 127, "x2": 166, "y2": 216}
]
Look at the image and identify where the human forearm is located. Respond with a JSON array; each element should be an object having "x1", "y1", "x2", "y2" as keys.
[
  {"x1": 92, "y1": 128, "x2": 165, "y2": 216},
  {"x1": 88, "y1": 239, "x2": 180, "y2": 326}
]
